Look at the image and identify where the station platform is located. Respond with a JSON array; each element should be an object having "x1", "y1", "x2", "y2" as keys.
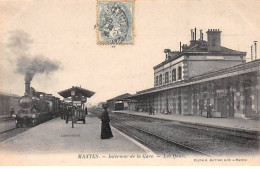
[
  {"x1": 0, "y1": 114, "x2": 154, "y2": 165},
  {"x1": 112, "y1": 110, "x2": 260, "y2": 133}
]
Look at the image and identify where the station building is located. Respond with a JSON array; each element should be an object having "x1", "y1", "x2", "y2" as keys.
[
  {"x1": 127, "y1": 29, "x2": 260, "y2": 119},
  {"x1": 0, "y1": 92, "x2": 20, "y2": 115},
  {"x1": 107, "y1": 93, "x2": 132, "y2": 111}
]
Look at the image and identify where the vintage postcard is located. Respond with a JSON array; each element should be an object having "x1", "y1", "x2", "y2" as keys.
[{"x1": 0, "y1": 0, "x2": 260, "y2": 166}]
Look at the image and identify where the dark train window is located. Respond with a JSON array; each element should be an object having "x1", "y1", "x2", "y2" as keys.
[
  {"x1": 172, "y1": 69, "x2": 176, "y2": 82},
  {"x1": 178, "y1": 66, "x2": 182, "y2": 80}
]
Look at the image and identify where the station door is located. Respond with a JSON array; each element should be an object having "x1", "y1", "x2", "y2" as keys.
[
  {"x1": 227, "y1": 91, "x2": 235, "y2": 118},
  {"x1": 178, "y1": 96, "x2": 182, "y2": 114},
  {"x1": 245, "y1": 88, "x2": 253, "y2": 118},
  {"x1": 217, "y1": 97, "x2": 228, "y2": 117},
  {"x1": 115, "y1": 103, "x2": 124, "y2": 110}
]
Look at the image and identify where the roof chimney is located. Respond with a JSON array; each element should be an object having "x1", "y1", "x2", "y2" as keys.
[
  {"x1": 180, "y1": 42, "x2": 182, "y2": 52},
  {"x1": 200, "y1": 29, "x2": 202, "y2": 40},
  {"x1": 191, "y1": 29, "x2": 193, "y2": 40},
  {"x1": 195, "y1": 27, "x2": 197, "y2": 41},
  {"x1": 251, "y1": 45, "x2": 253, "y2": 61},
  {"x1": 164, "y1": 49, "x2": 171, "y2": 60},
  {"x1": 254, "y1": 41, "x2": 257, "y2": 60},
  {"x1": 206, "y1": 29, "x2": 222, "y2": 51}
]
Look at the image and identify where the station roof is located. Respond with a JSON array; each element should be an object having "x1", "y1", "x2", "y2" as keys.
[
  {"x1": 128, "y1": 59, "x2": 260, "y2": 99},
  {"x1": 58, "y1": 86, "x2": 95, "y2": 98},
  {"x1": 0, "y1": 92, "x2": 20, "y2": 98},
  {"x1": 154, "y1": 42, "x2": 246, "y2": 70},
  {"x1": 107, "y1": 93, "x2": 132, "y2": 101}
]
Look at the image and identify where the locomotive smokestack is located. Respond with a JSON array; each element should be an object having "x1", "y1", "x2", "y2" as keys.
[
  {"x1": 25, "y1": 80, "x2": 30, "y2": 96},
  {"x1": 25, "y1": 75, "x2": 31, "y2": 96}
]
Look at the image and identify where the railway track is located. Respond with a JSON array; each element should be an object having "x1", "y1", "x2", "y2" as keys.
[
  {"x1": 110, "y1": 118, "x2": 212, "y2": 157},
  {"x1": 0, "y1": 127, "x2": 16, "y2": 135},
  {"x1": 0, "y1": 116, "x2": 13, "y2": 122},
  {"x1": 89, "y1": 108, "x2": 259, "y2": 156}
]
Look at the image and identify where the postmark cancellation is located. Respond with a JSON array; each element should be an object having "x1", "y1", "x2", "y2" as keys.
[{"x1": 97, "y1": 0, "x2": 134, "y2": 45}]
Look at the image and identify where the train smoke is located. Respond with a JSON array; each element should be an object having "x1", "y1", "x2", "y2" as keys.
[
  {"x1": 16, "y1": 55, "x2": 59, "y2": 82},
  {"x1": 7, "y1": 30, "x2": 60, "y2": 82}
]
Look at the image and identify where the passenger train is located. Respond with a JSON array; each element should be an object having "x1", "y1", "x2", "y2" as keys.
[{"x1": 12, "y1": 85, "x2": 62, "y2": 127}]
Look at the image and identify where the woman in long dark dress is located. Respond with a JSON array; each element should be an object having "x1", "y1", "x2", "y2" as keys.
[{"x1": 100, "y1": 104, "x2": 113, "y2": 139}]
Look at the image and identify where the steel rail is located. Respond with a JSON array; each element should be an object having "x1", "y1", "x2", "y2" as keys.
[
  {"x1": 110, "y1": 118, "x2": 213, "y2": 157},
  {"x1": 0, "y1": 127, "x2": 16, "y2": 135},
  {"x1": 111, "y1": 122, "x2": 165, "y2": 155}
]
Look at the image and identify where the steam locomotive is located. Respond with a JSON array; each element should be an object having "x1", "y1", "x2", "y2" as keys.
[{"x1": 12, "y1": 81, "x2": 61, "y2": 127}]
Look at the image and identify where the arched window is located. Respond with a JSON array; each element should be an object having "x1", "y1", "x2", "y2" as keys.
[
  {"x1": 165, "y1": 72, "x2": 169, "y2": 84},
  {"x1": 155, "y1": 76, "x2": 159, "y2": 86},
  {"x1": 172, "y1": 69, "x2": 176, "y2": 82},
  {"x1": 178, "y1": 66, "x2": 182, "y2": 80}
]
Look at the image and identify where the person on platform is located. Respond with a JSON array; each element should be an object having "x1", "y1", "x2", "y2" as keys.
[
  {"x1": 10, "y1": 108, "x2": 15, "y2": 117},
  {"x1": 85, "y1": 106, "x2": 88, "y2": 115},
  {"x1": 207, "y1": 103, "x2": 212, "y2": 118},
  {"x1": 149, "y1": 105, "x2": 152, "y2": 115},
  {"x1": 65, "y1": 106, "x2": 70, "y2": 123},
  {"x1": 100, "y1": 104, "x2": 113, "y2": 139}
]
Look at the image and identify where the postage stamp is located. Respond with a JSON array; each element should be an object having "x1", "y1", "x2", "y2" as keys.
[{"x1": 97, "y1": 0, "x2": 134, "y2": 45}]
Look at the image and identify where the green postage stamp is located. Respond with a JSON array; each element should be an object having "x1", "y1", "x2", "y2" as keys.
[{"x1": 97, "y1": 0, "x2": 134, "y2": 45}]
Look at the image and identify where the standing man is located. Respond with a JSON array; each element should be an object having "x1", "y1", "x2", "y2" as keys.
[
  {"x1": 10, "y1": 108, "x2": 15, "y2": 117},
  {"x1": 85, "y1": 106, "x2": 88, "y2": 115},
  {"x1": 149, "y1": 105, "x2": 152, "y2": 115},
  {"x1": 65, "y1": 106, "x2": 69, "y2": 124},
  {"x1": 207, "y1": 103, "x2": 212, "y2": 118}
]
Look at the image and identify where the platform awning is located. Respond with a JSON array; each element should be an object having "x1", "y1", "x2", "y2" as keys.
[{"x1": 58, "y1": 86, "x2": 95, "y2": 98}]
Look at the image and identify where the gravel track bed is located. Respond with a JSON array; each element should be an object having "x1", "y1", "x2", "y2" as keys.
[
  {"x1": 110, "y1": 113, "x2": 259, "y2": 156},
  {"x1": 0, "y1": 127, "x2": 30, "y2": 142},
  {"x1": 89, "y1": 108, "x2": 259, "y2": 156},
  {"x1": 111, "y1": 121, "x2": 203, "y2": 157}
]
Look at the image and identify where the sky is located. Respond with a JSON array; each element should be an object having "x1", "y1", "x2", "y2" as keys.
[{"x1": 0, "y1": 0, "x2": 259, "y2": 106}]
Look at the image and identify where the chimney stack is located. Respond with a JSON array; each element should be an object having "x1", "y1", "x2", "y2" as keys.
[
  {"x1": 254, "y1": 41, "x2": 257, "y2": 60},
  {"x1": 206, "y1": 29, "x2": 222, "y2": 51},
  {"x1": 195, "y1": 27, "x2": 197, "y2": 41},
  {"x1": 180, "y1": 42, "x2": 182, "y2": 52},
  {"x1": 191, "y1": 29, "x2": 193, "y2": 40},
  {"x1": 251, "y1": 45, "x2": 253, "y2": 61}
]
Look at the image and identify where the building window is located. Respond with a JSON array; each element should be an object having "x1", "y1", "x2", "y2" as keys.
[
  {"x1": 155, "y1": 76, "x2": 158, "y2": 86},
  {"x1": 178, "y1": 66, "x2": 182, "y2": 80},
  {"x1": 165, "y1": 72, "x2": 169, "y2": 84},
  {"x1": 172, "y1": 69, "x2": 176, "y2": 82},
  {"x1": 159, "y1": 74, "x2": 162, "y2": 85}
]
